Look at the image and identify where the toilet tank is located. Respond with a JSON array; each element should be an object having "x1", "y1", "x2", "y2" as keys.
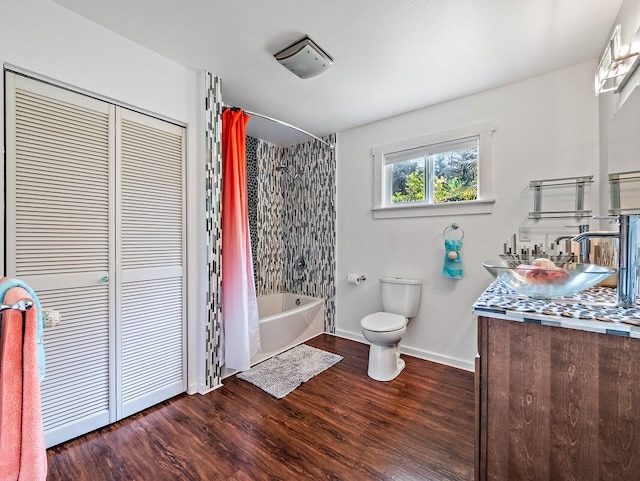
[{"x1": 380, "y1": 277, "x2": 422, "y2": 318}]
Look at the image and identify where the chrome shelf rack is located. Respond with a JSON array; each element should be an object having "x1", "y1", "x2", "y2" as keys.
[
  {"x1": 609, "y1": 170, "x2": 640, "y2": 215},
  {"x1": 528, "y1": 175, "x2": 594, "y2": 221}
]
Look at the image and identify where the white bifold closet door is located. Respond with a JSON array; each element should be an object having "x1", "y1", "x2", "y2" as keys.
[
  {"x1": 116, "y1": 108, "x2": 186, "y2": 418},
  {"x1": 4, "y1": 72, "x2": 186, "y2": 447}
]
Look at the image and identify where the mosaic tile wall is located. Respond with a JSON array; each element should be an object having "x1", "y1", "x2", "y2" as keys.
[
  {"x1": 204, "y1": 73, "x2": 223, "y2": 389},
  {"x1": 253, "y1": 135, "x2": 337, "y2": 332},
  {"x1": 255, "y1": 140, "x2": 285, "y2": 294},
  {"x1": 246, "y1": 136, "x2": 259, "y2": 284}
]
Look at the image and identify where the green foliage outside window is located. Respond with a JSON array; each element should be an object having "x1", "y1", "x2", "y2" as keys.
[
  {"x1": 391, "y1": 147, "x2": 478, "y2": 204},
  {"x1": 392, "y1": 169, "x2": 425, "y2": 202},
  {"x1": 433, "y1": 176, "x2": 477, "y2": 203},
  {"x1": 433, "y1": 147, "x2": 477, "y2": 202}
]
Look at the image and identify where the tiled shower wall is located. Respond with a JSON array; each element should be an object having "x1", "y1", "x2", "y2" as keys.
[
  {"x1": 204, "y1": 73, "x2": 223, "y2": 389},
  {"x1": 246, "y1": 136, "x2": 259, "y2": 284},
  {"x1": 254, "y1": 139, "x2": 285, "y2": 294},
  {"x1": 250, "y1": 135, "x2": 336, "y2": 332}
]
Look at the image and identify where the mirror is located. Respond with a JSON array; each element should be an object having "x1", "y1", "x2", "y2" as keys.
[
  {"x1": 609, "y1": 87, "x2": 640, "y2": 173},
  {"x1": 608, "y1": 87, "x2": 640, "y2": 213}
]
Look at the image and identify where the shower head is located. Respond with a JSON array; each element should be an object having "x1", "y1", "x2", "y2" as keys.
[{"x1": 275, "y1": 165, "x2": 298, "y2": 180}]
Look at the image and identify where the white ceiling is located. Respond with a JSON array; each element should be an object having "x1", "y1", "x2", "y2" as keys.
[{"x1": 55, "y1": 0, "x2": 622, "y2": 146}]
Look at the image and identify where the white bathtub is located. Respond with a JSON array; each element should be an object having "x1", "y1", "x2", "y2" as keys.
[{"x1": 251, "y1": 293, "x2": 325, "y2": 365}]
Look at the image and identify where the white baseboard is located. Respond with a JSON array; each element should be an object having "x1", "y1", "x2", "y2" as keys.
[
  {"x1": 400, "y1": 345, "x2": 474, "y2": 372},
  {"x1": 187, "y1": 382, "x2": 199, "y2": 395},
  {"x1": 333, "y1": 329, "x2": 366, "y2": 343},
  {"x1": 196, "y1": 381, "x2": 223, "y2": 395},
  {"x1": 333, "y1": 329, "x2": 475, "y2": 372}
]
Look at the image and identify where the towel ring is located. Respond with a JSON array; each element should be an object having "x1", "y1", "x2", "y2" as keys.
[{"x1": 443, "y1": 223, "x2": 464, "y2": 240}]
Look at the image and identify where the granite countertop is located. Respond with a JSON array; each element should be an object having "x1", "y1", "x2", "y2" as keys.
[{"x1": 473, "y1": 281, "x2": 640, "y2": 338}]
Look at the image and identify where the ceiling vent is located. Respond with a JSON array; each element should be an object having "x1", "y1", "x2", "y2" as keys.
[{"x1": 274, "y1": 36, "x2": 333, "y2": 79}]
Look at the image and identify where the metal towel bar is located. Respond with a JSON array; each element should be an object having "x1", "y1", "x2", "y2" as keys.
[{"x1": 0, "y1": 299, "x2": 33, "y2": 313}]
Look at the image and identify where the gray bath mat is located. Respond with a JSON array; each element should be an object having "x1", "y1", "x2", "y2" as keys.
[{"x1": 236, "y1": 344, "x2": 343, "y2": 399}]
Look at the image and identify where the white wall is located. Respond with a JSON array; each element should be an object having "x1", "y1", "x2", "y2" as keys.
[
  {"x1": 335, "y1": 60, "x2": 599, "y2": 371},
  {"x1": 0, "y1": 0, "x2": 206, "y2": 392}
]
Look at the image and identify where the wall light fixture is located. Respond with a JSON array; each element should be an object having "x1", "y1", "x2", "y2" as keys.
[{"x1": 595, "y1": 24, "x2": 640, "y2": 95}]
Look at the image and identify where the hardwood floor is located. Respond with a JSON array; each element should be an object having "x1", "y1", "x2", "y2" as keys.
[{"x1": 46, "y1": 335, "x2": 475, "y2": 481}]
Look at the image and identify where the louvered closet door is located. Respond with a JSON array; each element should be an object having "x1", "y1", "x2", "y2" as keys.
[
  {"x1": 4, "y1": 72, "x2": 116, "y2": 448},
  {"x1": 116, "y1": 108, "x2": 185, "y2": 418}
]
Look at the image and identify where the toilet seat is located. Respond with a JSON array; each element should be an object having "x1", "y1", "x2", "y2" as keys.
[{"x1": 361, "y1": 312, "x2": 407, "y2": 332}]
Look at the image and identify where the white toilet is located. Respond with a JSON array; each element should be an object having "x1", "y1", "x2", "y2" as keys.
[{"x1": 360, "y1": 277, "x2": 422, "y2": 381}]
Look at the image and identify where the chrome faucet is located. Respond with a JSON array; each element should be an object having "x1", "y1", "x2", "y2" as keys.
[
  {"x1": 553, "y1": 235, "x2": 574, "y2": 243},
  {"x1": 572, "y1": 215, "x2": 638, "y2": 307},
  {"x1": 554, "y1": 225, "x2": 590, "y2": 262}
]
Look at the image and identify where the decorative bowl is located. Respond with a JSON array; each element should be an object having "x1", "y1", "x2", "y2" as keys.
[{"x1": 482, "y1": 259, "x2": 616, "y2": 299}]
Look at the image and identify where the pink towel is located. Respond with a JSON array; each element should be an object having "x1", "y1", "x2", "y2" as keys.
[{"x1": 0, "y1": 287, "x2": 47, "y2": 481}]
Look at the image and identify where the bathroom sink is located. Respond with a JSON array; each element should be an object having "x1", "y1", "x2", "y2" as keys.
[{"x1": 482, "y1": 259, "x2": 615, "y2": 299}]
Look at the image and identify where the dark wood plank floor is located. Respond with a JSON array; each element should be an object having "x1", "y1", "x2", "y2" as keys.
[{"x1": 47, "y1": 335, "x2": 475, "y2": 481}]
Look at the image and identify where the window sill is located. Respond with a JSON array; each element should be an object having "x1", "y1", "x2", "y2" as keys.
[{"x1": 371, "y1": 199, "x2": 495, "y2": 219}]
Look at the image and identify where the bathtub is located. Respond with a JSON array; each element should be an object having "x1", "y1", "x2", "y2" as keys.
[{"x1": 251, "y1": 293, "x2": 325, "y2": 365}]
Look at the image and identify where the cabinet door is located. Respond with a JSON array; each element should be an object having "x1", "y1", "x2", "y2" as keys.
[
  {"x1": 116, "y1": 108, "x2": 186, "y2": 419},
  {"x1": 477, "y1": 316, "x2": 640, "y2": 481},
  {"x1": 5, "y1": 72, "x2": 116, "y2": 447}
]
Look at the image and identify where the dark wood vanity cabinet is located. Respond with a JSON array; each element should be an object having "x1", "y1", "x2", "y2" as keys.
[{"x1": 475, "y1": 315, "x2": 640, "y2": 481}]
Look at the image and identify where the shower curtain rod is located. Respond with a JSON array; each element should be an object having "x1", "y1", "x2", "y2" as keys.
[{"x1": 223, "y1": 104, "x2": 334, "y2": 149}]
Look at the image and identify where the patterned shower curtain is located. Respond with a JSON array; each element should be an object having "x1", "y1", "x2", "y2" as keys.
[{"x1": 221, "y1": 109, "x2": 260, "y2": 371}]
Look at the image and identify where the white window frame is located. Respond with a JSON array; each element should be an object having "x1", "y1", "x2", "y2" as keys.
[{"x1": 372, "y1": 121, "x2": 497, "y2": 219}]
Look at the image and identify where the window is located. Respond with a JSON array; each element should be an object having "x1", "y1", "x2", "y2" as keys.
[
  {"x1": 385, "y1": 136, "x2": 478, "y2": 205},
  {"x1": 372, "y1": 122, "x2": 496, "y2": 219}
]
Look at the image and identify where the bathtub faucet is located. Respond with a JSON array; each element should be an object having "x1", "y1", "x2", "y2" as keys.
[{"x1": 293, "y1": 255, "x2": 307, "y2": 286}]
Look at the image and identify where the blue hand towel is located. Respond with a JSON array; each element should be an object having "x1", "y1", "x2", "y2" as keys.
[
  {"x1": 443, "y1": 239, "x2": 463, "y2": 279},
  {"x1": 0, "y1": 278, "x2": 45, "y2": 381}
]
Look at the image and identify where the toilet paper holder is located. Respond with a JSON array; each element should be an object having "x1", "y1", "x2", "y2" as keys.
[{"x1": 346, "y1": 273, "x2": 366, "y2": 285}]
